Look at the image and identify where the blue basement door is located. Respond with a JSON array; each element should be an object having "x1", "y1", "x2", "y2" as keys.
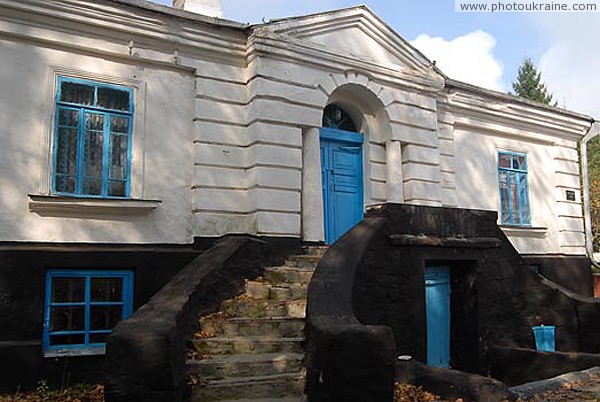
[
  {"x1": 320, "y1": 128, "x2": 364, "y2": 244},
  {"x1": 425, "y1": 266, "x2": 451, "y2": 368}
]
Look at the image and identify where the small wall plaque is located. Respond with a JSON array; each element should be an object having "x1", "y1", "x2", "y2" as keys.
[{"x1": 566, "y1": 190, "x2": 576, "y2": 201}]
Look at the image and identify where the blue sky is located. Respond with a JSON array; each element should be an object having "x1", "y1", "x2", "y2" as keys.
[{"x1": 151, "y1": 0, "x2": 600, "y2": 117}]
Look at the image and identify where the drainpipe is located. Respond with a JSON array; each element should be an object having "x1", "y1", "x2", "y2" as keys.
[{"x1": 580, "y1": 121, "x2": 600, "y2": 268}]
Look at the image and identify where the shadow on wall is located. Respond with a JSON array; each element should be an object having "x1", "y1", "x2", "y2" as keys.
[{"x1": 305, "y1": 203, "x2": 600, "y2": 401}]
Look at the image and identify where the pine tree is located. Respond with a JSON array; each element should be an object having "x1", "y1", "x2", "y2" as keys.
[{"x1": 512, "y1": 58, "x2": 554, "y2": 104}]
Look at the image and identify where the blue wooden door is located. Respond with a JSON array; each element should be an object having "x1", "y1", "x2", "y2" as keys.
[
  {"x1": 320, "y1": 128, "x2": 364, "y2": 244},
  {"x1": 425, "y1": 266, "x2": 451, "y2": 368}
]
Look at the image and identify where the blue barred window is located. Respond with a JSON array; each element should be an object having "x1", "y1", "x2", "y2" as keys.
[
  {"x1": 43, "y1": 270, "x2": 133, "y2": 356},
  {"x1": 498, "y1": 151, "x2": 531, "y2": 225},
  {"x1": 53, "y1": 77, "x2": 133, "y2": 197}
]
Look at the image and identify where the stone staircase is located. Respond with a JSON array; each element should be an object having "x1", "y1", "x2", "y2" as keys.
[{"x1": 187, "y1": 246, "x2": 326, "y2": 402}]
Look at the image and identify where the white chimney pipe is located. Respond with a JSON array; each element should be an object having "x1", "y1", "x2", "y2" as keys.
[{"x1": 172, "y1": 0, "x2": 223, "y2": 18}]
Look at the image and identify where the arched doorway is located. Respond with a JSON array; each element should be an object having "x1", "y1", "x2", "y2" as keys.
[{"x1": 320, "y1": 104, "x2": 364, "y2": 244}]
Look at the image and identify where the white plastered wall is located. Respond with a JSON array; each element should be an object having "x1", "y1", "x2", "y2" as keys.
[
  {"x1": 0, "y1": 38, "x2": 195, "y2": 244},
  {"x1": 453, "y1": 126, "x2": 584, "y2": 255},
  {"x1": 193, "y1": 47, "x2": 447, "y2": 241},
  {"x1": 0, "y1": 1, "x2": 588, "y2": 254}
]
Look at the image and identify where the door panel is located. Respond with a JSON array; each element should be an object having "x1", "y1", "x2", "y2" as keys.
[
  {"x1": 320, "y1": 129, "x2": 363, "y2": 244},
  {"x1": 425, "y1": 266, "x2": 451, "y2": 368}
]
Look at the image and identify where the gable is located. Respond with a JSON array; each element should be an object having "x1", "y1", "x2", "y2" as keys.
[{"x1": 263, "y1": 6, "x2": 440, "y2": 74}]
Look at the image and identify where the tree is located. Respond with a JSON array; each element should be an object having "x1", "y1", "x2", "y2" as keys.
[
  {"x1": 588, "y1": 136, "x2": 600, "y2": 252},
  {"x1": 512, "y1": 58, "x2": 554, "y2": 104}
]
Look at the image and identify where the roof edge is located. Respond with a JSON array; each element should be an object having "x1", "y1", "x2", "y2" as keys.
[
  {"x1": 107, "y1": 0, "x2": 248, "y2": 29},
  {"x1": 446, "y1": 78, "x2": 594, "y2": 123},
  {"x1": 254, "y1": 4, "x2": 370, "y2": 26}
]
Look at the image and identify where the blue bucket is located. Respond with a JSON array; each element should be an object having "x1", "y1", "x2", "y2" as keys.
[{"x1": 532, "y1": 325, "x2": 555, "y2": 352}]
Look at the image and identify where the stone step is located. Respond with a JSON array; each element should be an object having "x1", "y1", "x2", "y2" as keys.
[
  {"x1": 190, "y1": 372, "x2": 305, "y2": 402},
  {"x1": 192, "y1": 336, "x2": 303, "y2": 355},
  {"x1": 201, "y1": 317, "x2": 304, "y2": 338},
  {"x1": 220, "y1": 299, "x2": 306, "y2": 319},
  {"x1": 246, "y1": 281, "x2": 307, "y2": 301},
  {"x1": 302, "y1": 246, "x2": 328, "y2": 256},
  {"x1": 284, "y1": 254, "x2": 322, "y2": 269},
  {"x1": 264, "y1": 267, "x2": 315, "y2": 285},
  {"x1": 187, "y1": 352, "x2": 303, "y2": 379}
]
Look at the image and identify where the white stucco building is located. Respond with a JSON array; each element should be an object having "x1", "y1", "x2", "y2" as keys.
[{"x1": 0, "y1": 0, "x2": 596, "y2": 388}]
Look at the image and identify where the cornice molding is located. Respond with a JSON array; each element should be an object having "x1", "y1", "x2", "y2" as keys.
[
  {"x1": 0, "y1": 0, "x2": 248, "y2": 66},
  {"x1": 447, "y1": 89, "x2": 591, "y2": 142}
]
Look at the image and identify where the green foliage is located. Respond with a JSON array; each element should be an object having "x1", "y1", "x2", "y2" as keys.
[
  {"x1": 512, "y1": 58, "x2": 554, "y2": 104},
  {"x1": 589, "y1": 136, "x2": 600, "y2": 252}
]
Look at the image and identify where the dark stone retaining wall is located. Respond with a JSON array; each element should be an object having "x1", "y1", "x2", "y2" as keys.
[
  {"x1": 490, "y1": 346, "x2": 600, "y2": 386},
  {"x1": 105, "y1": 236, "x2": 269, "y2": 402},
  {"x1": 355, "y1": 204, "x2": 531, "y2": 374},
  {"x1": 305, "y1": 217, "x2": 396, "y2": 402},
  {"x1": 396, "y1": 360, "x2": 516, "y2": 402},
  {"x1": 306, "y1": 203, "x2": 600, "y2": 399},
  {"x1": 523, "y1": 255, "x2": 593, "y2": 296}
]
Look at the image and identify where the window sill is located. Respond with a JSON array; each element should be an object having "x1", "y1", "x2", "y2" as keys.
[
  {"x1": 28, "y1": 194, "x2": 161, "y2": 216},
  {"x1": 44, "y1": 345, "x2": 105, "y2": 358},
  {"x1": 500, "y1": 225, "x2": 547, "y2": 238}
]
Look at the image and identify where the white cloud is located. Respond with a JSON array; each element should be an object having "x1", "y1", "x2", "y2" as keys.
[
  {"x1": 533, "y1": 14, "x2": 600, "y2": 117},
  {"x1": 410, "y1": 30, "x2": 504, "y2": 92}
]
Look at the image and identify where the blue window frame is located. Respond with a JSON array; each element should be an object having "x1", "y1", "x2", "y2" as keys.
[
  {"x1": 498, "y1": 151, "x2": 531, "y2": 225},
  {"x1": 53, "y1": 77, "x2": 133, "y2": 198},
  {"x1": 43, "y1": 270, "x2": 133, "y2": 356}
]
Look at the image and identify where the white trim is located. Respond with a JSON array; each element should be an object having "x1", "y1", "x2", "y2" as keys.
[
  {"x1": 500, "y1": 225, "x2": 548, "y2": 238},
  {"x1": 28, "y1": 194, "x2": 160, "y2": 215}
]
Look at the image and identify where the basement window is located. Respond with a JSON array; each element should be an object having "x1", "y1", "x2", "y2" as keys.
[
  {"x1": 43, "y1": 270, "x2": 133, "y2": 357},
  {"x1": 498, "y1": 151, "x2": 531, "y2": 226}
]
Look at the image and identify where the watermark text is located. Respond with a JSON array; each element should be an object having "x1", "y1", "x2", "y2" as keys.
[{"x1": 456, "y1": 1, "x2": 599, "y2": 12}]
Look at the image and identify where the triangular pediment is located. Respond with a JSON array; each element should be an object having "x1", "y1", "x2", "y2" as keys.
[{"x1": 262, "y1": 5, "x2": 441, "y2": 75}]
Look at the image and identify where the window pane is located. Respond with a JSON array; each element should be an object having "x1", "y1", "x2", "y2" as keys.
[
  {"x1": 60, "y1": 81, "x2": 94, "y2": 106},
  {"x1": 52, "y1": 277, "x2": 85, "y2": 302},
  {"x1": 322, "y1": 104, "x2": 357, "y2": 132},
  {"x1": 55, "y1": 175, "x2": 77, "y2": 193},
  {"x1": 49, "y1": 334, "x2": 85, "y2": 346},
  {"x1": 108, "y1": 181, "x2": 126, "y2": 197},
  {"x1": 58, "y1": 109, "x2": 79, "y2": 127},
  {"x1": 110, "y1": 116, "x2": 129, "y2": 133},
  {"x1": 82, "y1": 113, "x2": 104, "y2": 195},
  {"x1": 110, "y1": 133, "x2": 128, "y2": 180},
  {"x1": 56, "y1": 127, "x2": 79, "y2": 175},
  {"x1": 82, "y1": 179, "x2": 102, "y2": 196},
  {"x1": 50, "y1": 306, "x2": 85, "y2": 332},
  {"x1": 499, "y1": 153, "x2": 511, "y2": 168},
  {"x1": 98, "y1": 87, "x2": 130, "y2": 111},
  {"x1": 499, "y1": 171, "x2": 510, "y2": 224},
  {"x1": 90, "y1": 333, "x2": 109, "y2": 344},
  {"x1": 513, "y1": 155, "x2": 527, "y2": 170},
  {"x1": 518, "y1": 173, "x2": 531, "y2": 223},
  {"x1": 91, "y1": 277, "x2": 123, "y2": 302},
  {"x1": 90, "y1": 306, "x2": 123, "y2": 331},
  {"x1": 509, "y1": 172, "x2": 521, "y2": 224}
]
